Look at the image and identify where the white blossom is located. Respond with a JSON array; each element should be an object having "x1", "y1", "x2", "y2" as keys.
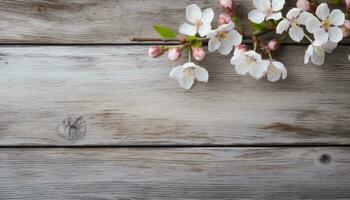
[
  {"x1": 248, "y1": 0, "x2": 285, "y2": 24},
  {"x1": 276, "y1": 8, "x2": 313, "y2": 42},
  {"x1": 179, "y1": 4, "x2": 214, "y2": 37},
  {"x1": 266, "y1": 61, "x2": 287, "y2": 82},
  {"x1": 207, "y1": 22, "x2": 243, "y2": 55},
  {"x1": 169, "y1": 62, "x2": 209, "y2": 89},
  {"x1": 306, "y1": 3, "x2": 345, "y2": 45},
  {"x1": 230, "y1": 50, "x2": 270, "y2": 79},
  {"x1": 304, "y1": 41, "x2": 337, "y2": 65}
]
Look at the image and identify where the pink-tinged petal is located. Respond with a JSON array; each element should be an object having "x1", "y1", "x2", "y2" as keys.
[
  {"x1": 208, "y1": 37, "x2": 221, "y2": 52},
  {"x1": 328, "y1": 27, "x2": 343, "y2": 43},
  {"x1": 306, "y1": 17, "x2": 321, "y2": 33},
  {"x1": 314, "y1": 28, "x2": 328, "y2": 45},
  {"x1": 179, "y1": 73, "x2": 195, "y2": 89},
  {"x1": 266, "y1": 12, "x2": 282, "y2": 21},
  {"x1": 253, "y1": 0, "x2": 271, "y2": 11},
  {"x1": 169, "y1": 66, "x2": 183, "y2": 79},
  {"x1": 201, "y1": 8, "x2": 214, "y2": 24},
  {"x1": 186, "y1": 4, "x2": 201, "y2": 24},
  {"x1": 179, "y1": 23, "x2": 197, "y2": 36},
  {"x1": 248, "y1": 9, "x2": 266, "y2": 24},
  {"x1": 297, "y1": 11, "x2": 313, "y2": 25},
  {"x1": 272, "y1": 61, "x2": 287, "y2": 79},
  {"x1": 315, "y1": 3, "x2": 330, "y2": 20},
  {"x1": 304, "y1": 45, "x2": 313, "y2": 64},
  {"x1": 198, "y1": 24, "x2": 211, "y2": 37},
  {"x1": 287, "y1": 8, "x2": 301, "y2": 20},
  {"x1": 194, "y1": 67, "x2": 209, "y2": 82},
  {"x1": 322, "y1": 41, "x2": 337, "y2": 53},
  {"x1": 329, "y1": 9, "x2": 345, "y2": 26},
  {"x1": 272, "y1": 0, "x2": 285, "y2": 11},
  {"x1": 289, "y1": 26, "x2": 304, "y2": 42},
  {"x1": 276, "y1": 19, "x2": 290, "y2": 34}
]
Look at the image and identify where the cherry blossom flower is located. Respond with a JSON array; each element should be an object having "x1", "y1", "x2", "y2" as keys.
[
  {"x1": 276, "y1": 8, "x2": 313, "y2": 42},
  {"x1": 207, "y1": 22, "x2": 242, "y2": 55},
  {"x1": 248, "y1": 0, "x2": 285, "y2": 24},
  {"x1": 179, "y1": 4, "x2": 214, "y2": 37},
  {"x1": 169, "y1": 62, "x2": 209, "y2": 89},
  {"x1": 304, "y1": 41, "x2": 337, "y2": 65},
  {"x1": 306, "y1": 3, "x2": 345, "y2": 45},
  {"x1": 266, "y1": 61, "x2": 287, "y2": 82},
  {"x1": 230, "y1": 50, "x2": 270, "y2": 79}
]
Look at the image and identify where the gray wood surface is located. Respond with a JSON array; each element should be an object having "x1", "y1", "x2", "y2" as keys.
[
  {"x1": 0, "y1": 45, "x2": 349, "y2": 146},
  {"x1": 0, "y1": 147, "x2": 349, "y2": 199},
  {"x1": 0, "y1": 0, "x2": 348, "y2": 44}
]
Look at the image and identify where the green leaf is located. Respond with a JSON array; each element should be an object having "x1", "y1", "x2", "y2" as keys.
[
  {"x1": 251, "y1": 21, "x2": 274, "y2": 35},
  {"x1": 153, "y1": 25, "x2": 177, "y2": 39},
  {"x1": 328, "y1": 0, "x2": 341, "y2": 5},
  {"x1": 187, "y1": 36, "x2": 202, "y2": 48}
]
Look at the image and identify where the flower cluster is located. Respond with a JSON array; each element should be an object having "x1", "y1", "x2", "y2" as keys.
[{"x1": 145, "y1": 0, "x2": 350, "y2": 90}]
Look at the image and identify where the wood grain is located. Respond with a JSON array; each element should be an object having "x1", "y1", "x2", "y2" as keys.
[
  {"x1": 0, "y1": 147, "x2": 349, "y2": 199},
  {"x1": 0, "y1": 0, "x2": 348, "y2": 44},
  {"x1": 0, "y1": 45, "x2": 349, "y2": 146}
]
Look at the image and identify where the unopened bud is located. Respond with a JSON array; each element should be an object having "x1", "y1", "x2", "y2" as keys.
[
  {"x1": 192, "y1": 47, "x2": 206, "y2": 61},
  {"x1": 268, "y1": 39, "x2": 281, "y2": 51},
  {"x1": 168, "y1": 47, "x2": 182, "y2": 61},
  {"x1": 148, "y1": 46, "x2": 164, "y2": 58}
]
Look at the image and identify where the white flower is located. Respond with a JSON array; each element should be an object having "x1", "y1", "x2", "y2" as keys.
[
  {"x1": 207, "y1": 22, "x2": 243, "y2": 55},
  {"x1": 179, "y1": 4, "x2": 214, "y2": 37},
  {"x1": 306, "y1": 3, "x2": 345, "y2": 45},
  {"x1": 169, "y1": 62, "x2": 209, "y2": 89},
  {"x1": 230, "y1": 50, "x2": 270, "y2": 79},
  {"x1": 276, "y1": 8, "x2": 313, "y2": 42},
  {"x1": 266, "y1": 61, "x2": 287, "y2": 82},
  {"x1": 248, "y1": 0, "x2": 285, "y2": 24},
  {"x1": 304, "y1": 41, "x2": 337, "y2": 65}
]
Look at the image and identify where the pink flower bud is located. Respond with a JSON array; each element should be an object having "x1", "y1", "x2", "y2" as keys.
[
  {"x1": 148, "y1": 46, "x2": 164, "y2": 58},
  {"x1": 218, "y1": 13, "x2": 232, "y2": 26},
  {"x1": 168, "y1": 47, "x2": 182, "y2": 61},
  {"x1": 296, "y1": 0, "x2": 311, "y2": 11},
  {"x1": 342, "y1": 20, "x2": 350, "y2": 37},
  {"x1": 192, "y1": 47, "x2": 206, "y2": 61},
  {"x1": 346, "y1": 0, "x2": 350, "y2": 9},
  {"x1": 220, "y1": 0, "x2": 233, "y2": 14},
  {"x1": 268, "y1": 39, "x2": 281, "y2": 51},
  {"x1": 234, "y1": 44, "x2": 247, "y2": 55}
]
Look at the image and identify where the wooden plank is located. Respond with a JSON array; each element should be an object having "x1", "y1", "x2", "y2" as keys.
[
  {"x1": 0, "y1": 0, "x2": 348, "y2": 44},
  {"x1": 0, "y1": 45, "x2": 349, "y2": 146},
  {"x1": 0, "y1": 147, "x2": 349, "y2": 199}
]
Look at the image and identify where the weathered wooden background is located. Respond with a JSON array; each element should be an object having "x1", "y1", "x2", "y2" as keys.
[{"x1": 0, "y1": 0, "x2": 349, "y2": 199}]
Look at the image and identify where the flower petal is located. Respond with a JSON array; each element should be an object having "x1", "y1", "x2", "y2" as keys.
[
  {"x1": 219, "y1": 22, "x2": 235, "y2": 32},
  {"x1": 329, "y1": 9, "x2": 345, "y2": 26},
  {"x1": 315, "y1": 3, "x2": 329, "y2": 20},
  {"x1": 276, "y1": 19, "x2": 290, "y2": 34},
  {"x1": 186, "y1": 4, "x2": 201, "y2": 24},
  {"x1": 198, "y1": 24, "x2": 211, "y2": 37},
  {"x1": 179, "y1": 74, "x2": 195, "y2": 89},
  {"x1": 201, "y1": 8, "x2": 214, "y2": 24},
  {"x1": 328, "y1": 27, "x2": 343, "y2": 43},
  {"x1": 322, "y1": 41, "x2": 337, "y2": 53},
  {"x1": 208, "y1": 37, "x2": 221, "y2": 52},
  {"x1": 267, "y1": 65, "x2": 282, "y2": 82},
  {"x1": 311, "y1": 46, "x2": 325, "y2": 65},
  {"x1": 248, "y1": 9, "x2": 266, "y2": 24},
  {"x1": 306, "y1": 16, "x2": 321, "y2": 33},
  {"x1": 297, "y1": 11, "x2": 313, "y2": 25},
  {"x1": 245, "y1": 50, "x2": 262, "y2": 60},
  {"x1": 194, "y1": 67, "x2": 209, "y2": 82},
  {"x1": 304, "y1": 45, "x2": 313, "y2": 64},
  {"x1": 272, "y1": 0, "x2": 285, "y2": 11},
  {"x1": 226, "y1": 29, "x2": 243, "y2": 46},
  {"x1": 287, "y1": 8, "x2": 301, "y2": 19},
  {"x1": 169, "y1": 66, "x2": 183, "y2": 79},
  {"x1": 253, "y1": 0, "x2": 271, "y2": 11},
  {"x1": 272, "y1": 61, "x2": 287, "y2": 79},
  {"x1": 179, "y1": 23, "x2": 197, "y2": 36},
  {"x1": 289, "y1": 26, "x2": 304, "y2": 42},
  {"x1": 235, "y1": 63, "x2": 250, "y2": 75},
  {"x1": 314, "y1": 28, "x2": 328, "y2": 45},
  {"x1": 249, "y1": 60, "x2": 269, "y2": 79},
  {"x1": 218, "y1": 42, "x2": 234, "y2": 55},
  {"x1": 266, "y1": 12, "x2": 282, "y2": 21}
]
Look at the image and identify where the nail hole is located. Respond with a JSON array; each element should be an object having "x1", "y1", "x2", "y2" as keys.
[
  {"x1": 319, "y1": 154, "x2": 332, "y2": 164},
  {"x1": 58, "y1": 116, "x2": 86, "y2": 141}
]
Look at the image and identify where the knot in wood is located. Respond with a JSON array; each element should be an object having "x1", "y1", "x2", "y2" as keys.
[
  {"x1": 319, "y1": 154, "x2": 332, "y2": 165},
  {"x1": 58, "y1": 116, "x2": 86, "y2": 141}
]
